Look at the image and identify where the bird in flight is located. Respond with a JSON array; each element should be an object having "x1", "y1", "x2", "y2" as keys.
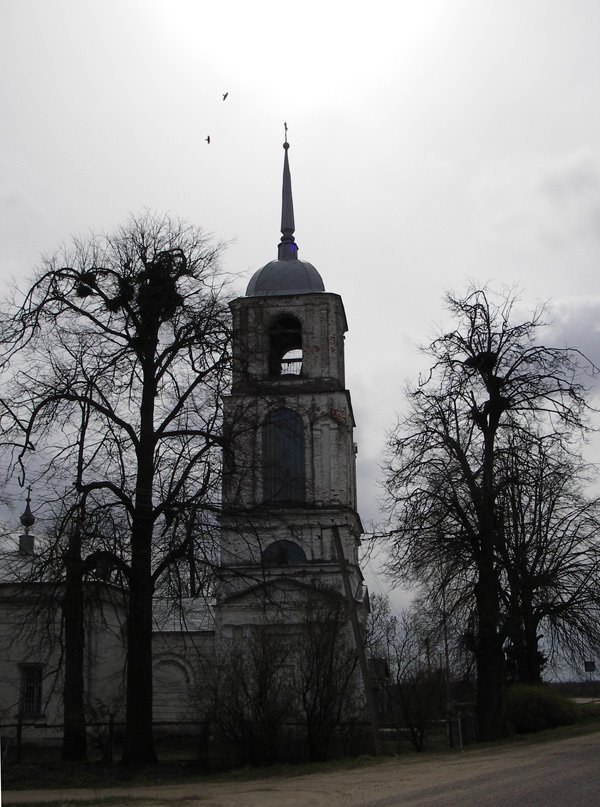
[
  {"x1": 205, "y1": 135, "x2": 210, "y2": 144},
  {"x1": 222, "y1": 92, "x2": 229, "y2": 101}
]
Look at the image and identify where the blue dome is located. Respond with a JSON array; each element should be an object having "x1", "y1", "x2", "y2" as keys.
[{"x1": 246, "y1": 258, "x2": 325, "y2": 297}]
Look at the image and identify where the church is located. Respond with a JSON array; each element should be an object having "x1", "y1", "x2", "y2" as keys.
[{"x1": 0, "y1": 139, "x2": 370, "y2": 762}]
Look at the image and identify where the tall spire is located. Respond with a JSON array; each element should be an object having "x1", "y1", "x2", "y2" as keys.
[
  {"x1": 245, "y1": 127, "x2": 325, "y2": 296},
  {"x1": 278, "y1": 123, "x2": 298, "y2": 260}
]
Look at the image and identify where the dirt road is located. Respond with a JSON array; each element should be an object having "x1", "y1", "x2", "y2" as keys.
[{"x1": 3, "y1": 731, "x2": 600, "y2": 806}]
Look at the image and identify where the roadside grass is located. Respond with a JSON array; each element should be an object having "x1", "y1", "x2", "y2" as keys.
[
  {"x1": 1, "y1": 756, "x2": 210, "y2": 792},
  {"x1": 509, "y1": 700, "x2": 600, "y2": 744},
  {"x1": 3, "y1": 705, "x2": 600, "y2": 795},
  {"x1": 1, "y1": 750, "x2": 391, "y2": 793}
]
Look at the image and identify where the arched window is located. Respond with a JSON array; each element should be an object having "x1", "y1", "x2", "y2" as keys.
[
  {"x1": 262, "y1": 539, "x2": 307, "y2": 565},
  {"x1": 153, "y1": 659, "x2": 191, "y2": 721},
  {"x1": 262, "y1": 408, "x2": 305, "y2": 502},
  {"x1": 268, "y1": 315, "x2": 303, "y2": 376}
]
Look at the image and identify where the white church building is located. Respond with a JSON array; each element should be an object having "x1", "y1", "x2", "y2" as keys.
[{"x1": 0, "y1": 140, "x2": 370, "y2": 757}]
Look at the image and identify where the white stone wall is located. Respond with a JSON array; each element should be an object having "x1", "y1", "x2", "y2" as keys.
[
  {"x1": 0, "y1": 581, "x2": 127, "y2": 741},
  {"x1": 152, "y1": 631, "x2": 215, "y2": 725}
]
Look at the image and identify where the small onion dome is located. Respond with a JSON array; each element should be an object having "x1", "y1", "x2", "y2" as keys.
[{"x1": 20, "y1": 490, "x2": 35, "y2": 531}]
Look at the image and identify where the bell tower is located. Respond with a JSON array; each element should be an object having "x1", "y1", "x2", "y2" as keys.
[{"x1": 215, "y1": 139, "x2": 366, "y2": 633}]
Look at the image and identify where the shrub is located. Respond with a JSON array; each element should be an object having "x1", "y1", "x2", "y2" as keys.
[{"x1": 507, "y1": 684, "x2": 578, "y2": 734}]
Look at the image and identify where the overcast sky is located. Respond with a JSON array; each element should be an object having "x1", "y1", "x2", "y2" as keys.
[{"x1": 2, "y1": 0, "x2": 600, "y2": 603}]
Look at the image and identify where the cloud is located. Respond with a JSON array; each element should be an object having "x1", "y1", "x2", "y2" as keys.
[
  {"x1": 0, "y1": 164, "x2": 57, "y2": 285},
  {"x1": 539, "y1": 151, "x2": 600, "y2": 201},
  {"x1": 470, "y1": 149, "x2": 600, "y2": 282},
  {"x1": 537, "y1": 150, "x2": 600, "y2": 246},
  {"x1": 544, "y1": 295, "x2": 600, "y2": 370}
]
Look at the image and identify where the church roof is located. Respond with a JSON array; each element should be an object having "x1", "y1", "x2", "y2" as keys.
[
  {"x1": 216, "y1": 575, "x2": 346, "y2": 606},
  {"x1": 246, "y1": 137, "x2": 325, "y2": 297},
  {"x1": 153, "y1": 596, "x2": 215, "y2": 633}
]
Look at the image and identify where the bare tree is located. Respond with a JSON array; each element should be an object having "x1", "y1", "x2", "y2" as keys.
[
  {"x1": 389, "y1": 611, "x2": 447, "y2": 752},
  {"x1": 202, "y1": 596, "x2": 361, "y2": 765},
  {"x1": 204, "y1": 625, "x2": 296, "y2": 766},
  {"x1": 495, "y1": 433, "x2": 600, "y2": 682},
  {"x1": 367, "y1": 598, "x2": 448, "y2": 752},
  {"x1": 383, "y1": 286, "x2": 594, "y2": 740},
  {"x1": 295, "y1": 597, "x2": 359, "y2": 762},
  {"x1": 0, "y1": 212, "x2": 231, "y2": 764}
]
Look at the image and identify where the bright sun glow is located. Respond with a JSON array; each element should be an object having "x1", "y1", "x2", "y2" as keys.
[{"x1": 147, "y1": 0, "x2": 435, "y2": 104}]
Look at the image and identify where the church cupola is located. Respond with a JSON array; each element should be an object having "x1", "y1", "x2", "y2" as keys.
[{"x1": 245, "y1": 139, "x2": 325, "y2": 297}]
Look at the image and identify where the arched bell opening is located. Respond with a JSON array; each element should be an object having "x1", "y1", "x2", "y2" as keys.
[{"x1": 268, "y1": 314, "x2": 303, "y2": 376}]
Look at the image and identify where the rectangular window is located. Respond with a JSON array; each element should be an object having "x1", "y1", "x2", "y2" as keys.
[{"x1": 20, "y1": 664, "x2": 43, "y2": 717}]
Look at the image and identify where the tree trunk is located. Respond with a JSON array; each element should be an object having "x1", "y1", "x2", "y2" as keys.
[
  {"x1": 507, "y1": 602, "x2": 543, "y2": 685},
  {"x1": 121, "y1": 345, "x2": 158, "y2": 765},
  {"x1": 121, "y1": 557, "x2": 156, "y2": 764},
  {"x1": 62, "y1": 531, "x2": 87, "y2": 762},
  {"x1": 521, "y1": 615, "x2": 542, "y2": 684},
  {"x1": 475, "y1": 420, "x2": 508, "y2": 741},
  {"x1": 475, "y1": 568, "x2": 507, "y2": 740},
  {"x1": 121, "y1": 450, "x2": 157, "y2": 764}
]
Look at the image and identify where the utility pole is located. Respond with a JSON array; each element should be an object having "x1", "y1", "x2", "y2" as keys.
[{"x1": 329, "y1": 524, "x2": 381, "y2": 756}]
